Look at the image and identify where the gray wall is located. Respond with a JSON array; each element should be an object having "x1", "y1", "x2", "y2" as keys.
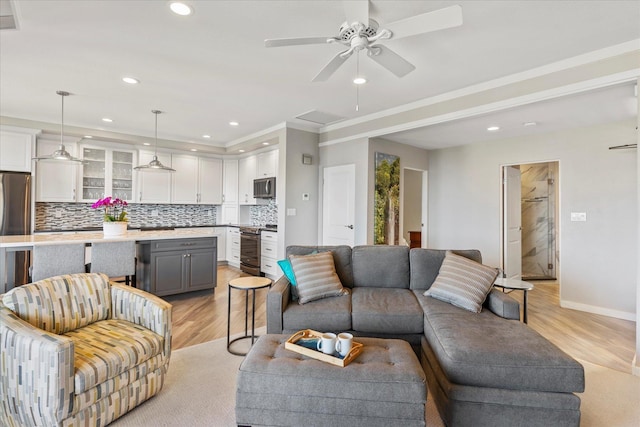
[
  {"x1": 319, "y1": 138, "x2": 370, "y2": 244},
  {"x1": 281, "y1": 128, "x2": 320, "y2": 252},
  {"x1": 319, "y1": 137, "x2": 429, "y2": 245},
  {"x1": 403, "y1": 169, "x2": 423, "y2": 246},
  {"x1": 428, "y1": 119, "x2": 637, "y2": 320}
]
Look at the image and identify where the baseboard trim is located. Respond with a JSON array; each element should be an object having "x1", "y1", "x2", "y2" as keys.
[{"x1": 560, "y1": 300, "x2": 636, "y2": 322}]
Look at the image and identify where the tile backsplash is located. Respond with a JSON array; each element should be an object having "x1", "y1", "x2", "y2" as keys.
[
  {"x1": 35, "y1": 202, "x2": 217, "y2": 230},
  {"x1": 35, "y1": 202, "x2": 279, "y2": 230},
  {"x1": 250, "y1": 200, "x2": 278, "y2": 225}
]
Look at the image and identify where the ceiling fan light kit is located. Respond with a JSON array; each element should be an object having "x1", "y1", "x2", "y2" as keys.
[{"x1": 264, "y1": 3, "x2": 463, "y2": 82}]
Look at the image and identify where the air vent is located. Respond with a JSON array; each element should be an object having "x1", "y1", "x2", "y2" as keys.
[
  {"x1": 0, "y1": 0, "x2": 18, "y2": 30},
  {"x1": 295, "y1": 110, "x2": 345, "y2": 125}
]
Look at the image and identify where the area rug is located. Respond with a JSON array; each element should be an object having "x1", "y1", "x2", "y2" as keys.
[{"x1": 111, "y1": 331, "x2": 640, "y2": 427}]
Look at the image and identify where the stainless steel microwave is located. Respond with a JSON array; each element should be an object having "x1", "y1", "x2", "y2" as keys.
[{"x1": 253, "y1": 177, "x2": 276, "y2": 199}]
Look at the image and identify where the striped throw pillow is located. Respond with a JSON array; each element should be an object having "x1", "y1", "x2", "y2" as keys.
[
  {"x1": 425, "y1": 251, "x2": 498, "y2": 313},
  {"x1": 289, "y1": 251, "x2": 348, "y2": 304}
]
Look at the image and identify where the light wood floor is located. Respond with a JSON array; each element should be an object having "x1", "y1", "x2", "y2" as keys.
[{"x1": 166, "y1": 267, "x2": 636, "y2": 373}]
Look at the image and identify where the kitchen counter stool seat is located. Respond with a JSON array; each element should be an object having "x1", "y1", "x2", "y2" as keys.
[
  {"x1": 90, "y1": 240, "x2": 136, "y2": 286},
  {"x1": 31, "y1": 243, "x2": 86, "y2": 282}
]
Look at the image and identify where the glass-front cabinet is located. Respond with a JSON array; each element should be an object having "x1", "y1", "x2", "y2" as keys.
[{"x1": 80, "y1": 146, "x2": 136, "y2": 202}]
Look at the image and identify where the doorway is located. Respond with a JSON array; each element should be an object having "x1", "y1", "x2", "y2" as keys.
[
  {"x1": 502, "y1": 161, "x2": 559, "y2": 280},
  {"x1": 401, "y1": 168, "x2": 428, "y2": 248}
]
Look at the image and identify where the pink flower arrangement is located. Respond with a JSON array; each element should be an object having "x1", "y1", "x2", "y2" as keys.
[{"x1": 91, "y1": 196, "x2": 128, "y2": 222}]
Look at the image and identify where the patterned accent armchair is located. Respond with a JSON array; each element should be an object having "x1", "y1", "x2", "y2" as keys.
[{"x1": 0, "y1": 273, "x2": 172, "y2": 427}]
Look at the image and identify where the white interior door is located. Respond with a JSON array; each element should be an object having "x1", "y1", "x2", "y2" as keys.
[
  {"x1": 504, "y1": 165, "x2": 522, "y2": 279},
  {"x1": 322, "y1": 164, "x2": 355, "y2": 246}
]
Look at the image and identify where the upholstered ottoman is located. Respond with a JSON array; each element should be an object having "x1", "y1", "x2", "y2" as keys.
[{"x1": 236, "y1": 334, "x2": 426, "y2": 427}]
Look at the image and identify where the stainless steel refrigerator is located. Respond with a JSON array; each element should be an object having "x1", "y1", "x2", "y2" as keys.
[{"x1": 0, "y1": 171, "x2": 31, "y2": 285}]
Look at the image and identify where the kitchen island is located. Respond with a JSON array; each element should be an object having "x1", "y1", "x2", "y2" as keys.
[{"x1": 0, "y1": 229, "x2": 218, "y2": 294}]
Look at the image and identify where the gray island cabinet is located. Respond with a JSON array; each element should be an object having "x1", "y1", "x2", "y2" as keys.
[{"x1": 137, "y1": 237, "x2": 217, "y2": 296}]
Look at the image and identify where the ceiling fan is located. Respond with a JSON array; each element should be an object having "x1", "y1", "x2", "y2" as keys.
[{"x1": 264, "y1": 2, "x2": 463, "y2": 82}]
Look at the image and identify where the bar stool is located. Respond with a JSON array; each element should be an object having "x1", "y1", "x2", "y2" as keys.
[
  {"x1": 90, "y1": 241, "x2": 136, "y2": 286},
  {"x1": 31, "y1": 243, "x2": 87, "y2": 282}
]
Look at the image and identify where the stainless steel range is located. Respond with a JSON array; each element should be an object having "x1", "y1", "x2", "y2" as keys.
[{"x1": 239, "y1": 226, "x2": 262, "y2": 276}]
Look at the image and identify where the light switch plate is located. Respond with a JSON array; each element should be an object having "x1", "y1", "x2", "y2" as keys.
[{"x1": 570, "y1": 212, "x2": 587, "y2": 222}]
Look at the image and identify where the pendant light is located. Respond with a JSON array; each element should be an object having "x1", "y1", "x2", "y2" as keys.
[
  {"x1": 134, "y1": 110, "x2": 176, "y2": 172},
  {"x1": 33, "y1": 91, "x2": 84, "y2": 163}
]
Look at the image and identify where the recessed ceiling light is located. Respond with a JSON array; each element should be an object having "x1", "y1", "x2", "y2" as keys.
[
  {"x1": 122, "y1": 77, "x2": 139, "y2": 84},
  {"x1": 202, "y1": 134, "x2": 211, "y2": 138},
  {"x1": 239, "y1": 149, "x2": 245, "y2": 153},
  {"x1": 487, "y1": 126, "x2": 500, "y2": 132},
  {"x1": 143, "y1": 143, "x2": 151, "y2": 146},
  {"x1": 190, "y1": 148, "x2": 198, "y2": 152},
  {"x1": 170, "y1": 2, "x2": 192, "y2": 16},
  {"x1": 102, "y1": 118, "x2": 113, "y2": 123},
  {"x1": 262, "y1": 142, "x2": 269, "y2": 146},
  {"x1": 523, "y1": 121, "x2": 537, "y2": 127},
  {"x1": 84, "y1": 135, "x2": 93, "y2": 138},
  {"x1": 353, "y1": 77, "x2": 367, "y2": 85},
  {"x1": 229, "y1": 121, "x2": 239, "y2": 126}
]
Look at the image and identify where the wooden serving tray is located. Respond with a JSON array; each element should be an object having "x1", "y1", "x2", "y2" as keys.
[{"x1": 284, "y1": 329, "x2": 364, "y2": 367}]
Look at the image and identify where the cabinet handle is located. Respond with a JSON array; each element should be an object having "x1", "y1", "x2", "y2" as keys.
[
  {"x1": 183, "y1": 254, "x2": 187, "y2": 258},
  {"x1": 72, "y1": 188, "x2": 76, "y2": 199},
  {"x1": 139, "y1": 191, "x2": 142, "y2": 201},
  {"x1": 222, "y1": 194, "x2": 225, "y2": 202}
]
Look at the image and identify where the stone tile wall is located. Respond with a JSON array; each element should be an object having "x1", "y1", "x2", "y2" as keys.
[
  {"x1": 250, "y1": 200, "x2": 278, "y2": 225},
  {"x1": 35, "y1": 202, "x2": 218, "y2": 230}
]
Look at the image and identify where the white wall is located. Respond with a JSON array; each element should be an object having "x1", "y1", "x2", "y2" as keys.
[{"x1": 428, "y1": 119, "x2": 638, "y2": 320}]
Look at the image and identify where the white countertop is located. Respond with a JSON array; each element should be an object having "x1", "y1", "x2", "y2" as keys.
[{"x1": 0, "y1": 228, "x2": 218, "y2": 248}]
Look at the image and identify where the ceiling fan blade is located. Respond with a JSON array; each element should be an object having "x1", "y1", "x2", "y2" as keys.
[
  {"x1": 368, "y1": 45, "x2": 416, "y2": 77},
  {"x1": 312, "y1": 51, "x2": 350, "y2": 82},
  {"x1": 265, "y1": 37, "x2": 333, "y2": 48},
  {"x1": 343, "y1": 0, "x2": 369, "y2": 24},
  {"x1": 384, "y1": 4, "x2": 463, "y2": 40}
]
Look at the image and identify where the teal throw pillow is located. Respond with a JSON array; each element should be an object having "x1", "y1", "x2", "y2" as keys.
[{"x1": 277, "y1": 259, "x2": 297, "y2": 286}]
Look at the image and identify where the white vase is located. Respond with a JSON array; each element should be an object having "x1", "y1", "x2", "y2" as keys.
[{"x1": 103, "y1": 222, "x2": 127, "y2": 237}]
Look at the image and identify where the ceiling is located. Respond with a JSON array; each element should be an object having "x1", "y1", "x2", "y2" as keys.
[{"x1": 1, "y1": 0, "x2": 639, "y2": 153}]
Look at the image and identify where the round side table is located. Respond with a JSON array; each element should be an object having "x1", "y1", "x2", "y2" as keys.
[
  {"x1": 493, "y1": 277, "x2": 534, "y2": 324},
  {"x1": 227, "y1": 276, "x2": 272, "y2": 356}
]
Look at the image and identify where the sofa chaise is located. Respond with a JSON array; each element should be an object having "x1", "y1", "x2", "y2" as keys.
[{"x1": 267, "y1": 245, "x2": 584, "y2": 426}]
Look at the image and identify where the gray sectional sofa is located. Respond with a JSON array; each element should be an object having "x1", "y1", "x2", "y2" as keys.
[{"x1": 266, "y1": 245, "x2": 585, "y2": 427}]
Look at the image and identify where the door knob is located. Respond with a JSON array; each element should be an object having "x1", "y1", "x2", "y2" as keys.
[{"x1": 345, "y1": 225, "x2": 354, "y2": 229}]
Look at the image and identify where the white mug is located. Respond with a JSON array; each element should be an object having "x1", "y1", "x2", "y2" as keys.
[
  {"x1": 316, "y1": 333, "x2": 337, "y2": 355},
  {"x1": 335, "y1": 332, "x2": 353, "y2": 357}
]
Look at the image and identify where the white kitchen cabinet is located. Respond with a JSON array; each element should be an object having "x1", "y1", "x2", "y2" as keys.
[
  {"x1": 226, "y1": 227, "x2": 240, "y2": 268},
  {"x1": 257, "y1": 149, "x2": 278, "y2": 178},
  {"x1": 171, "y1": 155, "x2": 223, "y2": 205},
  {"x1": 222, "y1": 159, "x2": 238, "y2": 204},
  {"x1": 212, "y1": 227, "x2": 226, "y2": 262},
  {"x1": 171, "y1": 154, "x2": 199, "y2": 204},
  {"x1": 238, "y1": 155, "x2": 257, "y2": 205},
  {"x1": 260, "y1": 230, "x2": 279, "y2": 277},
  {"x1": 79, "y1": 146, "x2": 136, "y2": 202},
  {"x1": 198, "y1": 157, "x2": 223, "y2": 204},
  {"x1": 220, "y1": 203, "x2": 238, "y2": 224},
  {"x1": 136, "y1": 150, "x2": 172, "y2": 203},
  {"x1": 0, "y1": 128, "x2": 36, "y2": 172},
  {"x1": 35, "y1": 139, "x2": 78, "y2": 202}
]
